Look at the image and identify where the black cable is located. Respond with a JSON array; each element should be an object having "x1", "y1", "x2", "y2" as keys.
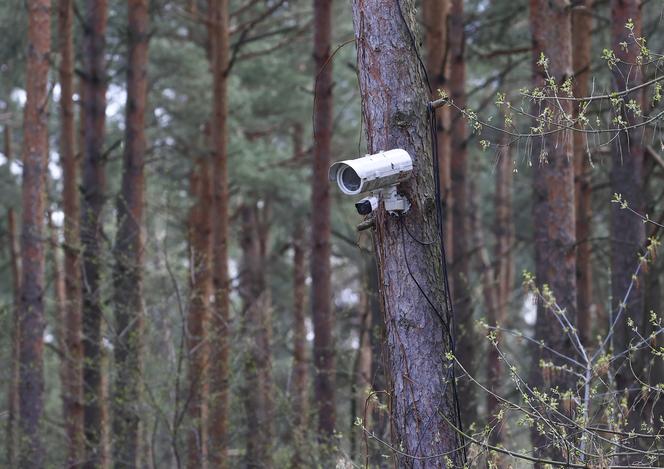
[
  {"x1": 395, "y1": 0, "x2": 432, "y2": 94},
  {"x1": 428, "y1": 104, "x2": 468, "y2": 464}
]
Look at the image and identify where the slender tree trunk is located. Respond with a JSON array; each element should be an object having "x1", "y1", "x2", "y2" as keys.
[
  {"x1": 112, "y1": 0, "x2": 149, "y2": 466},
  {"x1": 6, "y1": 204, "x2": 21, "y2": 469},
  {"x1": 529, "y1": 0, "x2": 577, "y2": 463},
  {"x1": 350, "y1": 272, "x2": 372, "y2": 464},
  {"x1": 186, "y1": 157, "x2": 211, "y2": 469},
  {"x1": 80, "y1": 0, "x2": 109, "y2": 464},
  {"x1": 312, "y1": 0, "x2": 336, "y2": 442},
  {"x1": 366, "y1": 258, "x2": 388, "y2": 465},
  {"x1": 469, "y1": 182, "x2": 501, "y2": 449},
  {"x1": 350, "y1": 0, "x2": 463, "y2": 464},
  {"x1": 572, "y1": 0, "x2": 593, "y2": 347},
  {"x1": 49, "y1": 213, "x2": 72, "y2": 467},
  {"x1": 487, "y1": 142, "x2": 513, "y2": 454},
  {"x1": 610, "y1": 0, "x2": 646, "y2": 453},
  {"x1": 207, "y1": 0, "x2": 231, "y2": 464},
  {"x1": 240, "y1": 203, "x2": 274, "y2": 468},
  {"x1": 494, "y1": 142, "x2": 514, "y2": 327},
  {"x1": 18, "y1": 0, "x2": 51, "y2": 465},
  {"x1": 424, "y1": 0, "x2": 451, "y2": 260},
  {"x1": 58, "y1": 0, "x2": 84, "y2": 463},
  {"x1": 5, "y1": 125, "x2": 20, "y2": 469},
  {"x1": 448, "y1": 0, "x2": 476, "y2": 426},
  {"x1": 291, "y1": 127, "x2": 309, "y2": 467}
]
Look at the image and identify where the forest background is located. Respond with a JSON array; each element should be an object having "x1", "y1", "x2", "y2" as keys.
[{"x1": 1, "y1": 0, "x2": 664, "y2": 467}]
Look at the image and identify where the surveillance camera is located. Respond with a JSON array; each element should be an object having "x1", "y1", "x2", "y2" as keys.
[
  {"x1": 355, "y1": 195, "x2": 379, "y2": 215},
  {"x1": 328, "y1": 149, "x2": 413, "y2": 195},
  {"x1": 329, "y1": 149, "x2": 413, "y2": 215}
]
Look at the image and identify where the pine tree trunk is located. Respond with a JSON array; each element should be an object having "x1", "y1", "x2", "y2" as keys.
[
  {"x1": 112, "y1": 0, "x2": 149, "y2": 465},
  {"x1": 49, "y1": 212, "x2": 67, "y2": 413},
  {"x1": 80, "y1": 0, "x2": 109, "y2": 464},
  {"x1": 448, "y1": 0, "x2": 476, "y2": 426},
  {"x1": 610, "y1": 0, "x2": 646, "y2": 455},
  {"x1": 529, "y1": 0, "x2": 577, "y2": 463},
  {"x1": 572, "y1": 0, "x2": 593, "y2": 347},
  {"x1": 186, "y1": 157, "x2": 211, "y2": 469},
  {"x1": 58, "y1": 0, "x2": 85, "y2": 463},
  {"x1": 207, "y1": 0, "x2": 231, "y2": 464},
  {"x1": 350, "y1": 270, "x2": 373, "y2": 464},
  {"x1": 488, "y1": 141, "x2": 513, "y2": 453},
  {"x1": 6, "y1": 203, "x2": 20, "y2": 468},
  {"x1": 350, "y1": 0, "x2": 463, "y2": 464},
  {"x1": 240, "y1": 203, "x2": 274, "y2": 468},
  {"x1": 469, "y1": 181, "x2": 500, "y2": 439},
  {"x1": 311, "y1": 0, "x2": 336, "y2": 442},
  {"x1": 291, "y1": 224, "x2": 309, "y2": 468},
  {"x1": 18, "y1": 0, "x2": 51, "y2": 465},
  {"x1": 50, "y1": 214, "x2": 74, "y2": 467}
]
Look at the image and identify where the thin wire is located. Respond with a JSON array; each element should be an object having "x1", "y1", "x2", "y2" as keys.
[
  {"x1": 429, "y1": 103, "x2": 467, "y2": 464},
  {"x1": 395, "y1": 0, "x2": 432, "y2": 94}
]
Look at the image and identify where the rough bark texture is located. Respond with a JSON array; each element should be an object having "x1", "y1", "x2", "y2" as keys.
[
  {"x1": 186, "y1": 157, "x2": 211, "y2": 469},
  {"x1": 58, "y1": 0, "x2": 85, "y2": 463},
  {"x1": 448, "y1": 0, "x2": 476, "y2": 426},
  {"x1": 610, "y1": 0, "x2": 646, "y2": 449},
  {"x1": 351, "y1": 0, "x2": 463, "y2": 464},
  {"x1": 80, "y1": 0, "x2": 109, "y2": 465},
  {"x1": 423, "y1": 0, "x2": 451, "y2": 259},
  {"x1": 207, "y1": 0, "x2": 231, "y2": 465},
  {"x1": 572, "y1": 0, "x2": 594, "y2": 347},
  {"x1": 529, "y1": 0, "x2": 577, "y2": 463},
  {"x1": 240, "y1": 203, "x2": 274, "y2": 468},
  {"x1": 311, "y1": 0, "x2": 336, "y2": 442},
  {"x1": 18, "y1": 0, "x2": 51, "y2": 465},
  {"x1": 6, "y1": 204, "x2": 20, "y2": 468},
  {"x1": 112, "y1": 0, "x2": 149, "y2": 465}
]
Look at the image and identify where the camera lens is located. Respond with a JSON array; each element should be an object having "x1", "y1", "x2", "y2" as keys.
[
  {"x1": 355, "y1": 199, "x2": 373, "y2": 215},
  {"x1": 340, "y1": 166, "x2": 361, "y2": 192}
]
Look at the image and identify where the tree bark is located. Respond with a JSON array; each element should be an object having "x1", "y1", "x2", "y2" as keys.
[
  {"x1": 350, "y1": 0, "x2": 463, "y2": 464},
  {"x1": 448, "y1": 0, "x2": 476, "y2": 426},
  {"x1": 112, "y1": 0, "x2": 149, "y2": 466},
  {"x1": 529, "y1": 0, "x2": 577, "y2": 463},
  {"x1": 80, "y1": 0, "x2": 109, "y2": 465},
  {"x1": 311, "y1": 0, "x2": 336, "y2": 442},
  {"x1": 240, "y1": 203, "x2": 274, "y2": 468},
  {"x1": 18, "y1": 0, "x2": 51, "y2": 465},
  {"x1": 58, "y1": 0, "x2": 85, "y2": 463},
  {"x1": 609, "y1": 0, "x2": 646, "y2": 453},
  {"x1": 572, "y1": 0, "x2": 594, "y2": 347},
  {"x1": 186, "y1": 157, "x2": 211, "y2": 469},
  {"x1": 207, "y1": 0, "x2": 231, "y2": 465}
]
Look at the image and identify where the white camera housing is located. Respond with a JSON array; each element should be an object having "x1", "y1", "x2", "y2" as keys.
[{"x1": 329, "y1": 149, "x2": 413, "y2": 215}]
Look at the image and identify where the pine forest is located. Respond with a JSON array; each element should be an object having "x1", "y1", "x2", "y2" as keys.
[{"x1": 1, "y1": 0, "x2": 664, "y2": 467}]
